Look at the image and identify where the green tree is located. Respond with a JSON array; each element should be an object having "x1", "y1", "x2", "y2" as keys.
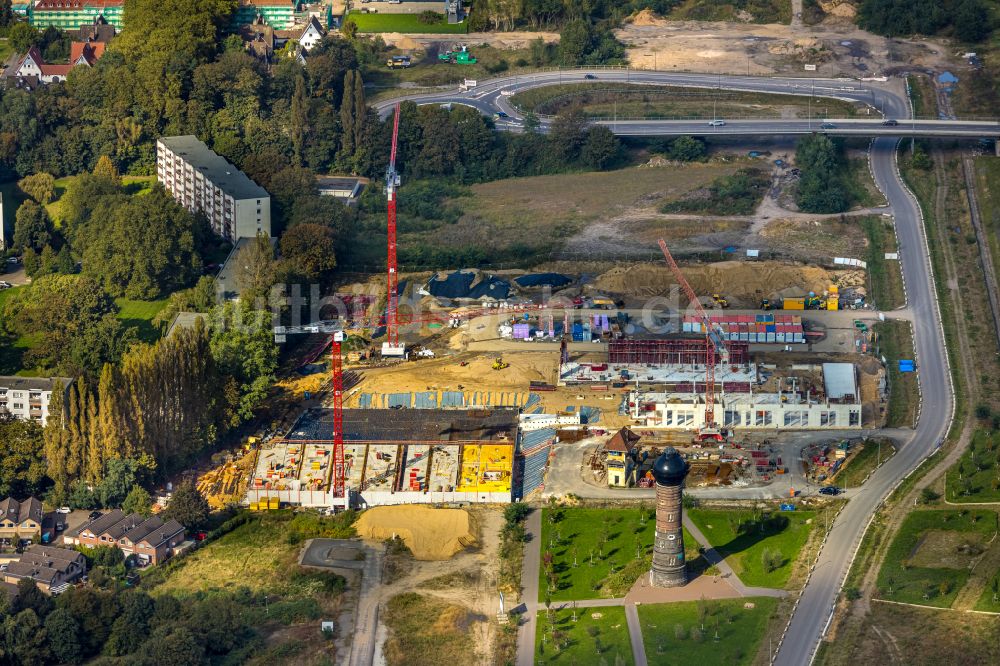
[
  {"x1": 795, "y1": 133, "x2": 850, "y2": 214},
  {"x1": 0, "y1": 416, "x2": 48, "y2": 498},
  {"x1": 669, "y1": 135, "x2": 707, "y2": 162},
  {"x1": 92, "y1": 155, "x2": 121, "y2": 186},
  {"x1": 8, "y1": 22, "x2": 39, "y2": 54},
  {"x1": 13, "y1": 580, "x2": 53, "y2": 618},
  {"x1": 133, "y1": 625, "x2": 206, "y2": 666},
  {"x1": 340, "y1": 70, "x2": 356, "y2": 156},
  {"x1": 12, "y1": 201, "x2": 54, "y2": 254},
  {"x1": 279, "y1": 223, "x2": 337, "y2": 281},
  {"x1": 549, "y1": 107, "x2": 587, "y2": 161},
  {"x1": 161, "y1": 481, "x2": 210, "y2": 529},
  {"x1": 44, "y1": 608, "x2": 84, "y2": 665},
  {"x1": 558, "y1": 19, "x2": 591, "y2": 66},
  {"x1": 121, "y1": 485, "x2": 152, "y2": 516},
  {"x1": 234, "y1": 234, "x2": 276, "y2": 304},
  {"x1": 98, "y1": 457, "x2": 153, "y2": 508},
  {"x1": 0, "y1": 0, "x2": 14, "y2": 28},
  {"x1": 209, "y1": 302, "x2": 278, "y2": 421},
  {"x1": 290, "y1": 75, "x2": 309, "y2": 166},
  {"x1": 581, "y1": 126, "x2": 619, "y2": 169},
  {"x1": 16, "y1": 172, "x2": 55, "y2": 204}
]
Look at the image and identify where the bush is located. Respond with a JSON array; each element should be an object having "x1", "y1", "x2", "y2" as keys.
[{"x1": 920, "y1": 487, "x2": 941, "y2": 504}]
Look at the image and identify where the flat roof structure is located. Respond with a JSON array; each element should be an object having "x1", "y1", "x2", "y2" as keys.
[
  {"x1": 283, "y1": 407, "x2": 519, "y2": 444},
  {"x1": 157, "y1": 136, "x2": 268, "y2": 201},
  {"x1": 822, "y1": 363, "x2": 858, "y2": 401}
]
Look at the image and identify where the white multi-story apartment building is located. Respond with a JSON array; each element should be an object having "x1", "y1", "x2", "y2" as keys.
[
  {"x1": 156, "y1": 136, "x2": 271, "y2": 243},
  {"x1": 0, "y1": 377, "x2": 72, "y2": 423}
]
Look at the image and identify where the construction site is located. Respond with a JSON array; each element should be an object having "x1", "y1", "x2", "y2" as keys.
[{"x1": 229, "y1": 100, "x2": 898, "y2": 511}]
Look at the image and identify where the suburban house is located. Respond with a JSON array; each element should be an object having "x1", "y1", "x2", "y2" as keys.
[
  {"x1": 12, "y1": 46, "x2": 73, "y2": 84},
  {"x1": 1, "y1": 545, "x2": 86, "y2": 594},
  {"x1": 605, "y1": 427, "x2": 641, "y2": 487},
  {"x1": 295, "y1": 15, "x2": 325, "y2": 51},
  {"x1": 240, "y1": 21, "x2": 276, "y2": 62},
  {"x1": 0, "y1": 376, "x2": 73, "y2": 423},
  {"x1": 72, "y1": 18, "x2": 116, "y2": 43},
  {"x1": 63, "y1": 510, "x2": 186, "y2": 565},
  {"x1": 0, "y1": 497, "x2": 45, "y2": 548},
  {"x1": 70, "y1": 40, "x2": 106, "y2": 66}
]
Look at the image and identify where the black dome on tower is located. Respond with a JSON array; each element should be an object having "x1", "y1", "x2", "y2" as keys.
[{"x1": 651, "y1": 447, "x2": 689, "y2": 486}]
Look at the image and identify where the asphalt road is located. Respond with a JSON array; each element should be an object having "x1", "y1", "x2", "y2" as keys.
[
  {"x1": 374, "y1": 68, "x2": 998, "y2": 139},
  {"x1": 375, "y1": 71, "x2": 956, "y2": 664},
  {"x1": 772, "y1": 138, "x2": 953, "y2": 665}
]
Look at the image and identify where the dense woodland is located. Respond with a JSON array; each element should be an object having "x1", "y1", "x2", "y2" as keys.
[{"x1": 857, "y1": 0, "x2": 992, "y2": 41}]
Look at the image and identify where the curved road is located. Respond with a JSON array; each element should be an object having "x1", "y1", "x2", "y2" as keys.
[{"x1": 376, "y1": 70, "x2": 955, "y2": 665}]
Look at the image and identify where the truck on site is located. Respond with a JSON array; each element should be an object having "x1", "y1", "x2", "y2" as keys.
[{"x1": 386, "y1": 55, "x2": 411, "y2": 69}]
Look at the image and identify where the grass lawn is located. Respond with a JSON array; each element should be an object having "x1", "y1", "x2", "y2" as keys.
[
  {"x1": 535, "y1": 605, "x2": 633, "y2": 665},
  {"x1": 876, "y1": 509, "x2": 998, "y2": 607},
  {"x1": 151, "y1": 510, "x2": 354, "y2": 601},
  {"x1": 0, "y1": 39, "x2": 11, "y2": 63},
  {"x1": 860, "y1": 215, "x2": 905, "y2": 310},
  {"x1": 975, "y1": 571, "x2": 1000, "y2": 611},
  {"x1": 115, "y1": 297, "x2": 168, "y2": 342},
  {"x1": 687, "y1": 508, "x2": 817, "y2": 589},
  {"x1": 348, "y1": 12, "x2": 468, "y2": 33},
  {"x1": 638, "y1": 597, "x2": 779, "y2": 665},
  {"x1": 945, "y1": 430, "x2": 1000, "y2": 502},
  {"x1": 538, "y1": 507, "x2": 708, "y2": 602},
  {"x1": 833, "y1": 439, "x2": 896, "y2": 488},
  {"x1": 383, "y1": 592, "x2": 480, "y2": 666},
  {"x1": 511, "y1": 83, "x2": 859, "y2": 119},
  {"x1": 874, "y1": 320, "x2": 918, "y2": 428}
]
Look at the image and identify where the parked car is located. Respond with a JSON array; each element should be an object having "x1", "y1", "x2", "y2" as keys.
[
  {"x1": 194, "y1": 531, "x2": 208, "y2": 541},
  {"x1": 819, "y1": 486, "x2": 841, "y2": 496},
  {"x1": 708, "y1": 119, "x2": 726, "y2": 126},
  {"x1": 493, "y1": 111, "x2": 509, "y2": 119},
  {"x1": 88, "y1": 510, "x2": 103, "y2": 520},
  {"x1": 882, "y1": 119, "x2": 899, "y2": 126},
  {"x1": 56, "y1": 507, "x2": 71, "y2": 514}
]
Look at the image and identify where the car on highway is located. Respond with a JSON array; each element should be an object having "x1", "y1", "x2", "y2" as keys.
[
  {"x1": 708, "y1": 119, "x2": 725, "y2": 126},
  {"x1": 584, "y1": 74, "x2": 597, "y2": 79},
  {"x1": 882, "y1": 119, "x2": 899, "y2": 126},
  {"x1": 820, "y1": 122, "x2": 836, "y2": 129},
  {"x1": 818, "y1": 486, "x2": 841, "y2": 496}
]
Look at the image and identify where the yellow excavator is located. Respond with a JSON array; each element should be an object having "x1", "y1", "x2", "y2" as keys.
[
  {"x1": 712, "y1": 294, "x2": 729, "y2": 308},
  {"x1": 492, "y1": 357, "x2": 509, "y2": 370}
]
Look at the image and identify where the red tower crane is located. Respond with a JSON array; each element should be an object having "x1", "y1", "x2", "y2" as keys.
[
  {"x1": 657, "y1": 239, "x2": 729, "y2": 441},
  {"x1": 330, "y1": 331, "x2": 346, "y2": 498},
  {"x1": 385, "y1": 103, "x2": 402, "y2": 350}
]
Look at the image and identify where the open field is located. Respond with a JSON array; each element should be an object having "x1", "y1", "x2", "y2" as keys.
[
  {"x1": 638, "y1": 596, "x2": 779, "y2": 665},
  {"x1": 817, "y1": 601, "x2": 1000, "y2": 665},
  {"x1": 115, "y1": 297, "x2": 168, "y2": 342},
  {"x1": 349, "y1": 12, "x2": 468, "y2": 33},
  {"x1": 538, "y1": 507, "x2": 706, "y2": 602},
  {"x1": 687, "y1": 508, "x2": 816, "y2": 589},
  {"x1": 945, "y1": 430, "x2": 1000, "y2": 503},
  {"x1": 152, "y1": 511, "x2": 354, "y2": 597},
  {"x1": 859, "y1": 215, "x2": 905, "y2": 310},
  {"x1": 874, "y1": 320, "x2": 917, "y2": 428},
  {"x1": 535, "y1": 605, "x2": 633, "y2": 665},
  {"x1": 833, "y1": 439, "x2": 896, "y2": 488},
  {"x1": 383, "y1": 592, "x2": 481, "y2": 666},
  {"x1": 511, "y1": 83, "x2": 860, "y2": 119},
  {"x1": 875, "y1": 509, "x2": 997, "y2": 607}
]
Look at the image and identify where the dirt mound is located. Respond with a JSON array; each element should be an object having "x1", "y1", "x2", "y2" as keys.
[
  {"x1": 591, "y1": 261, "x2": 848, "y2": 299},
  {"x1": 354, "y1": 506, "x2": 476, "y2": 560},
  {"x1": 628, "y1": 8, "x2": 666, "y2": 26},
  {"x1": 819, "y1": 0, "x2": 857, "y2": 18}
]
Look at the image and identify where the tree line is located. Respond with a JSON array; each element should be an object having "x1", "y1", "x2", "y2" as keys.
[{"x1": 858, "y1": 0, "x2": 991, "y2": 42}]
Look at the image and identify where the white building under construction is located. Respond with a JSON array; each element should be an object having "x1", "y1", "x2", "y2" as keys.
[{"x1": 628, "y1": 362, "x2": 862, "y2": 431}]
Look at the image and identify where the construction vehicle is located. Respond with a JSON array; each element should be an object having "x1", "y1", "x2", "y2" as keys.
[
  {"x1": 760, "y1": 298, "x2": 773, "y2": 311},
  {"x1": 438, "y1": 45, "x2": 477, "y2": 64},
  {"x1": 805, "y1": 295, "x2": 823, "y2": 309},
  {"x1": 386, "y1": 55, "x2": 411, "y2": 69},
  {"x1": 712, "y1": 294, "x2": 729, "y2": 308},
  {"x1": 492, "y1": 357, "x2": 509, "y2": 371}
]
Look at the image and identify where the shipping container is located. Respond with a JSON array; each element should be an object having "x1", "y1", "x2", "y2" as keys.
[{"x1": 783, "y1": 297, "x2": 805, "y2": 310}]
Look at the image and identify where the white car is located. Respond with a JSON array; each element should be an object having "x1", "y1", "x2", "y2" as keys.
[
  {"x1": 708, "y1": 119, "x2": 726, "y2": 126},
  {"x1": 56, "y1": 506, "x2": 71, "y2": 514}
]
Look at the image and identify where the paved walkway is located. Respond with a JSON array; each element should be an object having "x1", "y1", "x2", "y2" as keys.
[{"x1": 515, "y1": 508, "x2": 788, "y2": 665}]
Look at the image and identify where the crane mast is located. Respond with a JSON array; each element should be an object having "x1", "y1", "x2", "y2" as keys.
[
  {"x1": 385, "y1": 103, "x2": 402, "y2": 349},
  {"x1": 657, "y1": 239, "x2": 729, "y2": 438}
]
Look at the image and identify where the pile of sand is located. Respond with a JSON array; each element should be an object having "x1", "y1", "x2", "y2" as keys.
[
  {"x1": 627, "y1": 8, "x2": 666, "y2": 26},
  {"x1": 591, "y1": 261, "x2": 846, "y2": 299},
  {"x1": 354, "y1": 506, "x2": 476, "y2": 560},
  {"x1": 818, "y1": 0, "x2": 857, "y2": 18}
]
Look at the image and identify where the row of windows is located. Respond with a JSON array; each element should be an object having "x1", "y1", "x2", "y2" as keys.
[{"x1": 719, "y1": 409, "x2": 861, "y2": 427}]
